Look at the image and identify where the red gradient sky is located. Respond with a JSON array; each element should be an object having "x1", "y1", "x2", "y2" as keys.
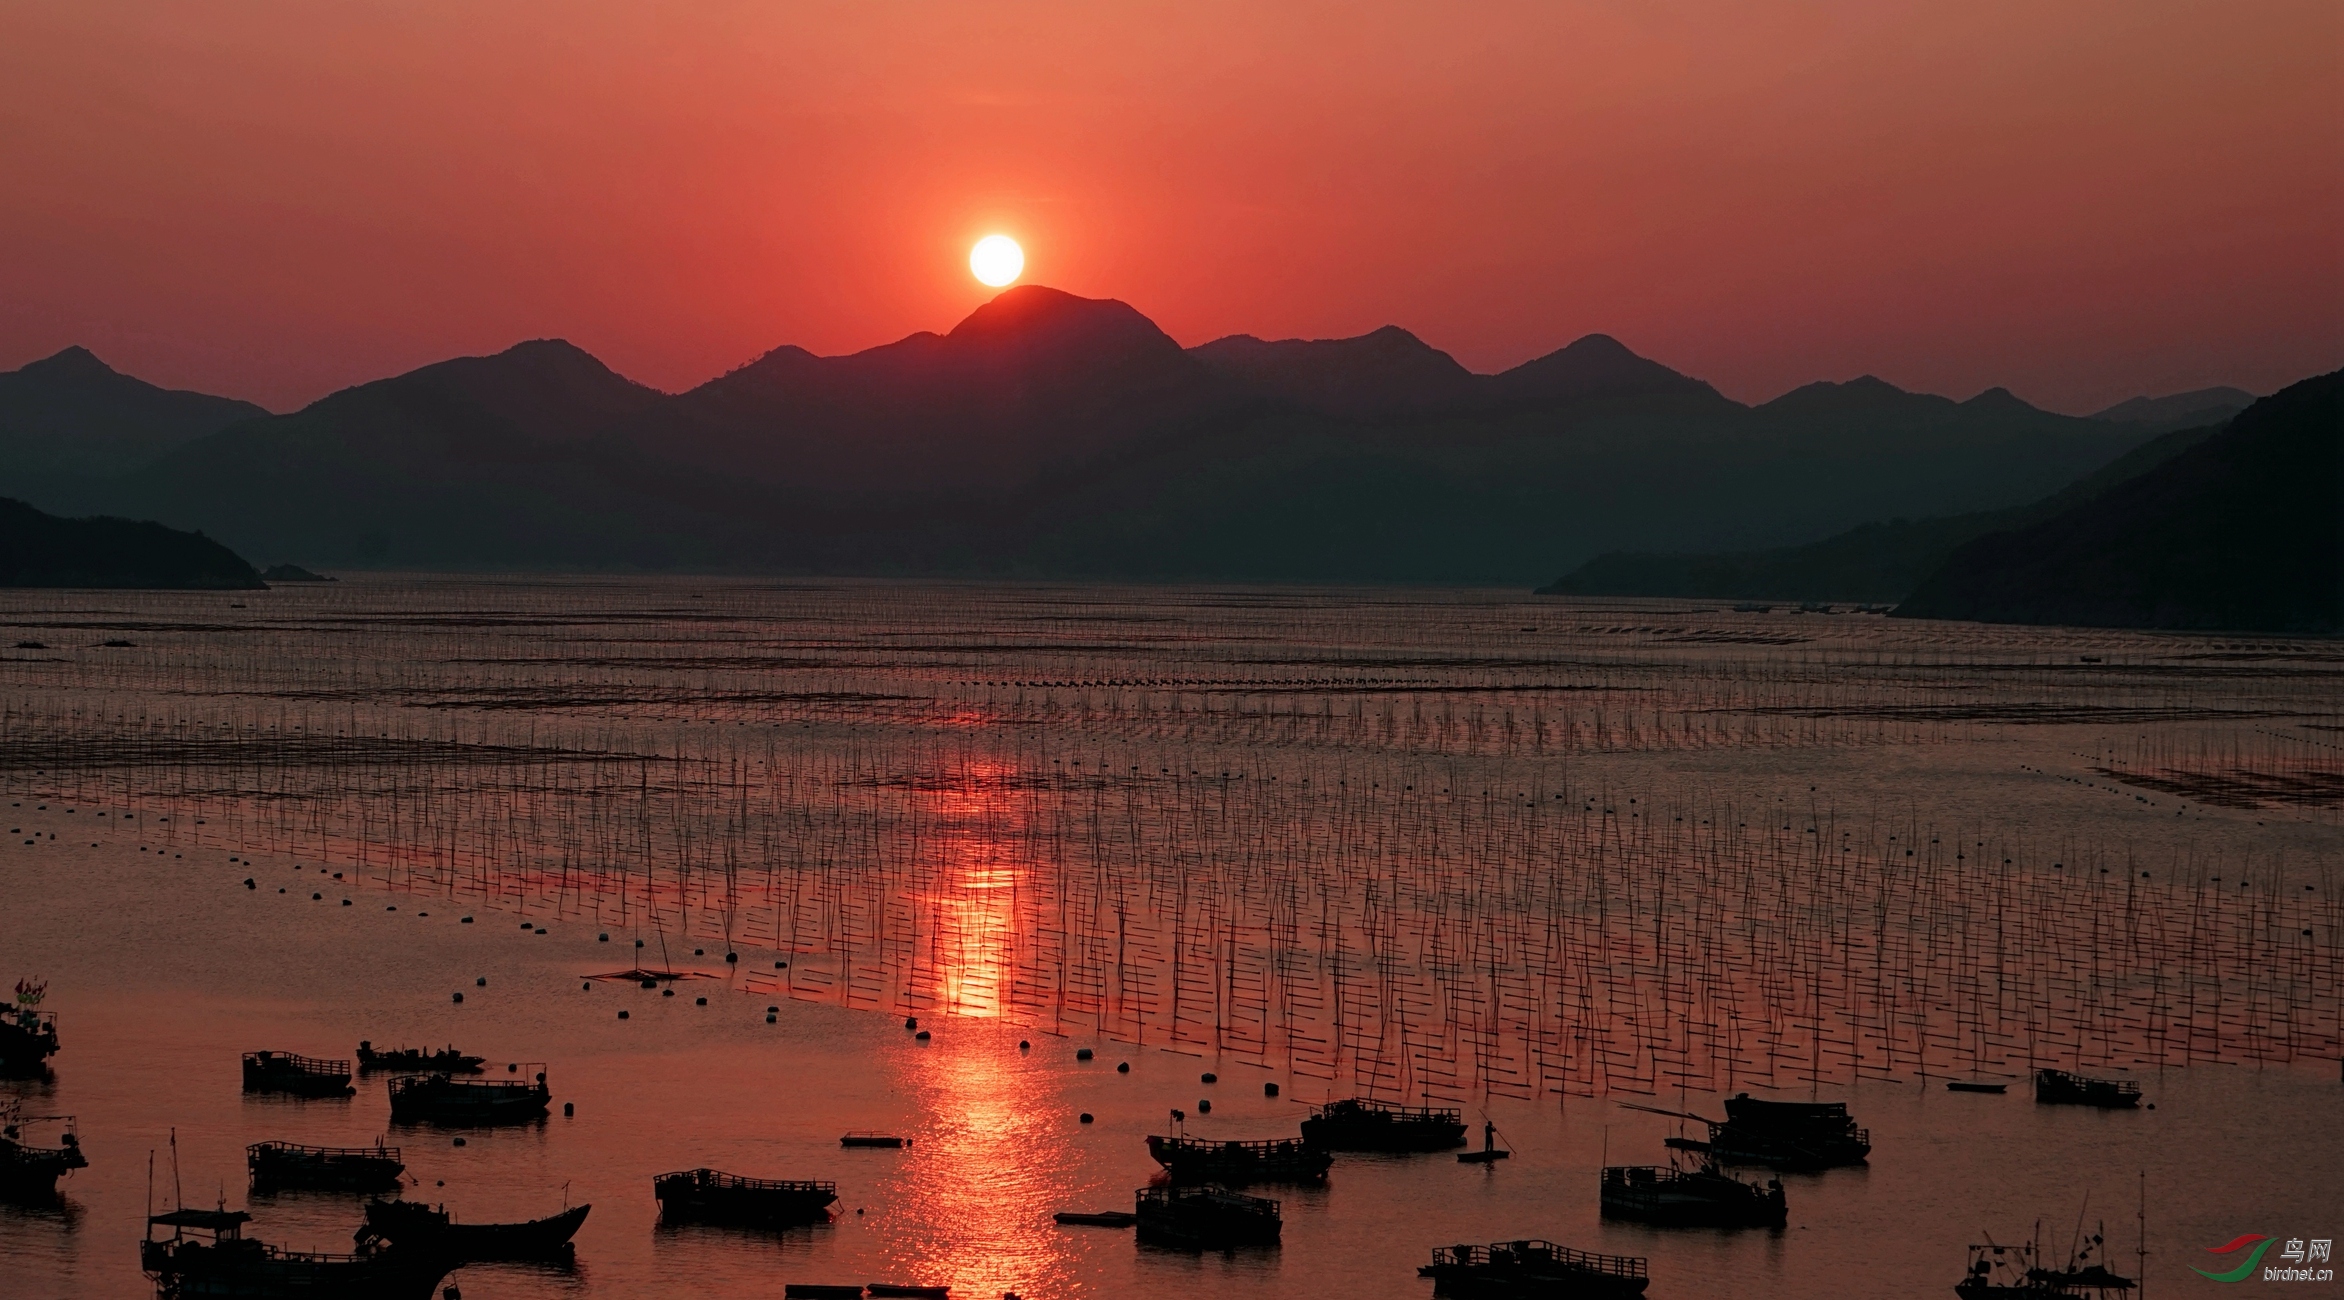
[{"x1": 1, "y1": 2, "x2": 2336, "y2": 414}]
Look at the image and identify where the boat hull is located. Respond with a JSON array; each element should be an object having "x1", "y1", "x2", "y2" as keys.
[
  {"x1": 248, "y1": 1146, "x2": 403, "y2": 1193},
  {"x1": 0, "y1": 1139, "x2": 87, "y2": 1197},
  {"x1": 142, "y1": 1240, "x2": 449, "y2": 1300},
  {"x1": 359, "y1": 1200, "x2": 589, "y2": 1260},
  {"x1": 0, "y1": 1013, "x2": 60, "y2": 1076},
  {"x1": 654, "y1": 1170, "x2": 836, "y2": 1227},
  {"x1": 1134, "y1": 1186, "x2": 1281, "y2": 1250},
  {"x1": 1299, "y1": 1100, "x2": 1467, "y2": 1152},
  {"x1": 387, "y1": 1079, "x2": 549, "y2": 1126},
  {"x1": 1600, "y1": 1167, "x2": 1787, "y2": 1229},
  {"x1": 1420, "y1": 1265, "x2": 1650, "y2": 1299},
  {"x1": 1146, "y1": 1135, "x2": 1331, "y2": 1185}
]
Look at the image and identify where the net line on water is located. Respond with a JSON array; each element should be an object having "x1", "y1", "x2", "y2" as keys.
[{"x1": 1, "y1": 579, "x2": 2338, "y2": 1102}]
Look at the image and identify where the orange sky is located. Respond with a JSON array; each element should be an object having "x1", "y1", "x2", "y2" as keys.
[{"x1": 1, "y1": 2, "x2": 2336, "y2": 413}]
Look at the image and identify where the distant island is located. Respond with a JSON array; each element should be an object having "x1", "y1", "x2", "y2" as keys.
[
  {"x1": 260, "y1": 563, "x2": 335, "y2": 582},
  {"x1": 0, "y1": 497, "x2": 264, "y2": 589},
  {"x1": 1538, "y1": 418, "x2": 2231, "y2": 604},
  {"x1": 1892, "y1": 369, "x2": 2339, "y2": 633}
]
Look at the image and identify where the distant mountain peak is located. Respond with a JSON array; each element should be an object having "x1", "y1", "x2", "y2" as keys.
[
  {"x1": 21, "y1": 345, "x2": 118, "y2": 380},
  {"x1": 948, "y1": 285, "x2": 1166, "y2": 345},
  {"x1": 1961, "y1": 386, "x2": 2041, "y2": 414},
  {"x1": 1490, "y1": 332, "x2": 1714, "y2": 408}
]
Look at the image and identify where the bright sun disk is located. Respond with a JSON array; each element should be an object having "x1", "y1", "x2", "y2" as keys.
[{"x1": 970, "y1": 235, "x2": 1023, "y2": 287}]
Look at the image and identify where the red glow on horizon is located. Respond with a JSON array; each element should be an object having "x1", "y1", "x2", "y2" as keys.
[{"x1": 0, "y1": 3, "x2": 2336, "y2": 413}]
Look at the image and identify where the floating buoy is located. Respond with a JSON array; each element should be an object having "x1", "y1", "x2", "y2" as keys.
[
  {"x1": 915, "y1": 1030, "x2": 931, "y2": 1041},
  {"x1": 1079, "y1": 1112, "x2": 1094, "y2": 1124},
  {"x1": 563, "y1": 1102, "x2": 574, "y2": 1116},
  {"x1": 582, "y1": 983, "x2": 591, "y2": 991},
  {"x1": 278, "y1": 888, "x2": 286, "y2": 894},
  {"x1": 905, "y1": 1017, "x2": 918, "y2": 1030},
  {"x1": 461, "y1": 916, "x2": 473, "y2": 924},
  {"x1": 1019, "y1": 1040, "x2": 1031, "y2": 1051},
  {"x1": 1264, "y1": 1083, "x2": 1279, "y2": 1097},
  {"x1": 694, "y1": 948, "x2": 703, "y2": 956},
  {"x1": 725, "y1": 952, "x2": 737, "y2": 963},
  {"x1": 1116, "y1": 1062, "x2": 1130, "y2": 1074},
  {"x1": 312, "y1": 892, "x2": 322, "y2": 900},
  {"x1": 768, "y1": 1006, "x2": 780, "y2": 1013},
  {"x1": 618, "y1": 1010, "x2": 629, "y2": 1019},
  {"x1": 476, "y1": 977, "x2": 487, "y2": 987},
  {"x1": 534, "y1": 928, "x2": 546, "y2": 935},
  {"x1": 695, "y1": 996, "x2": 707, "y2": 1005},
  {"x1": 243, "y1": 878, "x2": 255, "y2": 889},
  {"x1": 766, "y1": 1014, "x2": 777, "y2": 1023},
  {"x1": 774, "y1": 961, "x2": 787, "y2": 970},
  {"x1": 341, "y1": 899, "x2": 351, "y2": 906},
  {"x1": 523, "y1": 922, "x2": 533, "y2": 930},
  {"x1": 452, "y1": 1138, "x2": 465, "y2": 1147},
  {"x1": 641, "y1": 979, "x2": 657, "y2": 989},
  {"x1": 1201, "y1": 1072, "x2": 1217, "y2": 1084},
  {"x1": 634, "y1": 939, "x2": 645, "y2": 948},
  {"x1": 598, "y1": 933, "x2": 609, "y2": 942},
  {"x1": 452, "y1": 992, "x2": 463, "y2": 1003},
  {"x1": 1076, "y1": 1048, "x2": 1094, "y2": 1061},
  {"x1": 662, "y1": 989, "x2": 675, "y2": 998},
  {"x1": 1198, "y1": 1099, "x2": 1211, "y2": 1113}
]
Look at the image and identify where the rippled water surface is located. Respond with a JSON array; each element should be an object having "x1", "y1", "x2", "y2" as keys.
[{"x1": 2, "y1": 578, "x2": 2337, "y2": 1299}]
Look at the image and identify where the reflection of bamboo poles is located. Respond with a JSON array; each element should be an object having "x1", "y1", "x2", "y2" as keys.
[{"x1": 1, "y1": 582, "x2": 2337, "y2": 1098}]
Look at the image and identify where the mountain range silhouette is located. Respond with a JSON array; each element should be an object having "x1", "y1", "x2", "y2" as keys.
[{"x1": 3, "y1": 285, "x2": 2220, "y2": 582}]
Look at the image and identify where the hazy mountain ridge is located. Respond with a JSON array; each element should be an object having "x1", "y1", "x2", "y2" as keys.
[
  {"x1": 2088, "y1": 385, "x2": 2255, "y2": 433},
  {"x1": 0, "y1": 346, "x2": 269, "y2": 477},
  {"x1": 8, "y1": 287, "x2": 2194, "y2": 582},
  {"x1": 1540, "y1": 419, "x2": 2232, "y2": 603},
  {"x1": 1893, "y1": 370, "x2": 2340, "y2": 633}
]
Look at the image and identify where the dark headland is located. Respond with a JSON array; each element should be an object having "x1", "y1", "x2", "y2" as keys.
[
  {"x1": 0, "y1": 497, "x2": 265, "y2": 589},
  {"x1": 1891, "y1": 369, "x2": 2340, "y2": 633}
]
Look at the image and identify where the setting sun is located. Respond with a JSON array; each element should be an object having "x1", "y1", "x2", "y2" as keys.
[{"x1": 969, "y1": 235, "x2": 1023, "y2": 287}]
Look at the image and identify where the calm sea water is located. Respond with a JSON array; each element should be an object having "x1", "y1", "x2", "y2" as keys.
[{"x1": 2, "y1": 578, "x2": 2338, "y2": 1299}]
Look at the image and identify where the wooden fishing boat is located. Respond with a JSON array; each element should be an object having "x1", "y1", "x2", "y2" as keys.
[
  {"x1": 2033, "y1": 1069, "x2": 2141, "y2": 1109},
  {"x1": 1299, "y1": 1098, "x2": 1467, "y2": 1152},
  {"x1": 242, "y1": 1051, "x2": 356, "y2": 1098},
  {"x1": 1600, "y1": 1164, "x2": 1787, "y2": 1229},
  {"x1": 1134, "y1": 1183, "x2": 1282, "y2": 1250},
  {"x1": 354, "y1": 1042, "x2": 484, "y2": 1074},
  {"x1": 1633, "y1": 1094, "x2": 1868, "y2": 1170},
  {"x1": 1054, "y1": 1210, "x2": 1138, "y2": 1227},
  {"x1": 1146, "y1": 1133, "x2": 1331, "y2": 1184},
  {"x1": 355, "y1": 1198, "x2": 590, "y2": 1260},
  {"x1": 653, "y1": 1167, "x2": 837, "y2": 1226},
  {"x1": 142, "y1": 1207, "x2": 451, "y2": 1300},
  {"x1": 1955, "y1": 1234, "x2": 2136, "y2": 1296},
  {"x1": 1, "y1": 979, "x2": 60, "y2": 1075},
  {"x1": 0, "y1": 1105, "x2": 86, "y2": 1197},
  {"x1": 1948, "y1": 1081, "x2": 2010, "y2": 1094},
  {"x1": 1419, "y1": 1240, "x2": 1650, "y2": 1299},
  {"x1": 867, "y1": 1285, "x2": 952, "y2": 1298},
  {"x1": 387, "y1": 1065, "x2": 550, "y2": 1124},
  {"x1": 840, "y1": 1131, "x2": 909, "y2": 1148},
  {"x1": 247, "y1": 1141, "x2": 404, "y2": 1192}
]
